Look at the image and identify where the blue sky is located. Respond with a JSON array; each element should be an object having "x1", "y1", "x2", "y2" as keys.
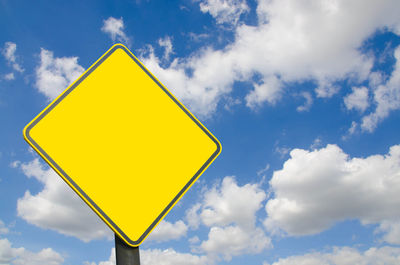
[{"x1": 1, "y1": 0, "x2": 400, "y2": 264}]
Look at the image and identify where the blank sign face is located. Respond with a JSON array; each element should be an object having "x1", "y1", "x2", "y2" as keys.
[{"x1": 24, "y1": 44, "x2": 221, "y2": 246}]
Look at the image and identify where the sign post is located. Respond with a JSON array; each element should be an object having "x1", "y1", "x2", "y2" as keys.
[
  {"x1": 115, "y1": 234, "x2": 140, "y2": 265},
  {"x1": 23, "y1": 44, "x2": 221, "y2": 261}
]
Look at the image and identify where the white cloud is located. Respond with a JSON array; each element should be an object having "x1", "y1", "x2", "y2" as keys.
[
  {"x1": 199, "y1": 176, "x2": 266, "y2": 228},
  {"x1": 142, "y1": 0, "x2": 400, "y2": 118},
  {"x1": 344, "y1": 86, "x2": 369, "y2": 112},
  {"x1": 146, "y1": 220, "x2": 188, "y2": 242},
  {"x1": 0, "y1": 238, "x2": 17, "y2": 265},
  {"x1": 189, "y1": 236, "x2": 200, "y2": 244},
  {"x1": 310, "y1": 138, "x2": 323, "y2": 150},
  {"x1": 265, "y1": 144, "x2": 400, "y2": 243},
  {"x1": 369, "y1": 71, "x2": 384, "y2": 88},
  {"x1": 342, "y1": 121, "x2": 359, "y2": 140},
  {"x1": 12, "y1": 248, "x2": 64, "y2": 265},
  {"x1": 158, "y1": 36, "x2": 174, "y2": 61},
  {"x1": 245, "y1": 76, "x2": 282, "y2": 109},
  {"x1": 16, "y1": 158, "x2": 112, "y2": 242},
  {"x1": 3, "y1": 72, "x2": 15, "y2": 81},
  {"x1": 257, "y1": 163, "x2": 270, "y2": 177},
  {"x1": 197, "y1": 0, "x2": 249, "y2": 25},
  {"x1": 0, "y1": 237, "x2": 64, "y2": 265},
  {"x1": 376, "y1": 221, "x2": 400, "y2": 245},
  {"x1": 2, "y1": 42, "x2": 24, "y2": 73},
  {"x1": 101, "y1": 17, "x2": 131, "y2": 47},
  {"x1": 187, "y1": 32, "x2": 210, "y2": 43},
  {"x1": 87, "y1": 247, "x2": 208, "y2": 265},
  {"x1": 200, "y1": 225, "x2": 271, "y2": 261},
  {"x1": 35, "y1": 48, "x2": 85, "y2": 101},
  {"x1": 297, "y1": 91, "x2": 313, "y2": 112},
  {"x1": 265, "y1": 246, "x2": 400, "y2": 265},
  {"x1": 223, "y1": 96, "x2": 241, "y2": 111},
  {"x1": 275, "y1": 146, "x2": 290, "y2": 158},
  {"x1": 140, "y1": 46, "x2": 237, "y2": 117},
  {"x1": 186, "y1": 203, "x2": 202, "y2": 229},
  {"x1": 315, "y1": 81, "x2": 340, "y2": 98},
  {"x1": 348, "y1": 121, "x2": 358, "y2": 135},
  {"x1": 186, "y1": 176, "x2": 271, "y2": 260},
  {"x1": 361, "y1": 45, "x2": 400, "y2": 132}
]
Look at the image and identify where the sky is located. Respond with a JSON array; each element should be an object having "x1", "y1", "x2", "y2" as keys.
[{"x1": 1, "y1": 0, "x2": 400, "y2": 264}]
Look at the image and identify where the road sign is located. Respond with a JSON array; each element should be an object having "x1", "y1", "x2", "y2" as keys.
[{"x1": 23, "y1": 44, "x2": 221, "y2": 247}]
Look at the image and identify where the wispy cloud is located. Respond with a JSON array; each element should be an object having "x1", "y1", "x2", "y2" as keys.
[
  {"x1": 158, "y1": 36, "x2": 174, "y2": 62},
  {"x1": 197, "y1": 0, "x2": 249, "y2": 26},
  {"x1": 296, "y1": 91, "x2": 313, "y2": 112},
  {"x1": 101, "y1": 17, "x2": 131, "y2": 47},
  {"x1": 361, "y1": 46, "x2": 400, "y2": 132},
  {"x1": 2, "y1": 42, "x2": 24, "y2": 73}
]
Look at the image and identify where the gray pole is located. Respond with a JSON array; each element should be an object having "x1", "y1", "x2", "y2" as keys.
[{"x1": 115, "y1": 234, "x2": 140, "y2": 265}]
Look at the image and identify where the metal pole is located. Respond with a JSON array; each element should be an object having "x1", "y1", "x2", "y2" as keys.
[{"x1": 115, "y1": 234, "x2": 140, "y2": 265}]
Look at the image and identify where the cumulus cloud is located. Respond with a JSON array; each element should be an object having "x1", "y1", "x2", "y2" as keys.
[
  {"x1": 101, "y1": 17, "x2": 131, "y2": 47},
  {"x1": 141, "y1": 0, "x2": 400, "y2": 118},
  {"x1": 265, "y1": 246, "x2": 400, "y2": 265},
  {"x1": 198, "y1": 176, "x2": 266, "y2": 228},
  {"x1": 186, "y1": 176, "x2": 271, "y2": 260},
  {"x1": 15, "y1": 158, "x2": 112, "y2": 242},
  {"x1": 361, "y1": 45, "x2": 400, "y2": 132},
  {"x1": 2, "y1": 42, "x2": 24, "y2": 73},
  {"x1": 200, "y1": 225, "x2": 271, "y2": 261},
  {"x1": 0, "y1": 237, "x2": 64, "y2": 265},
  {"x1": 344, "y1": 86, "x2": 369, "y2": 112},
  {"x1": 146, "y1": 220, "x2": 188, "y2": 242},
  {"x1": 197, "y1": 0, "x2": 249, "y2": 25},
  {"x1": 265, "y1": 144, "x2": 400, "y2": 244},
  {"x1": 35, "y1": 48, "x2": 85, "y2": 101}
]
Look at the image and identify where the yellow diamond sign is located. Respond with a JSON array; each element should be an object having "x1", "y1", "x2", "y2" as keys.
[{"x1": 23, "y1": 44, "x2": 221, "y2": 246}]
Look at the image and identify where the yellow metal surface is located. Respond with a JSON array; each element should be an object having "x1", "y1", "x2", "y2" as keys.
[{"x1": 23, "y1": 44, "x2": 221, "y2": 246}]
